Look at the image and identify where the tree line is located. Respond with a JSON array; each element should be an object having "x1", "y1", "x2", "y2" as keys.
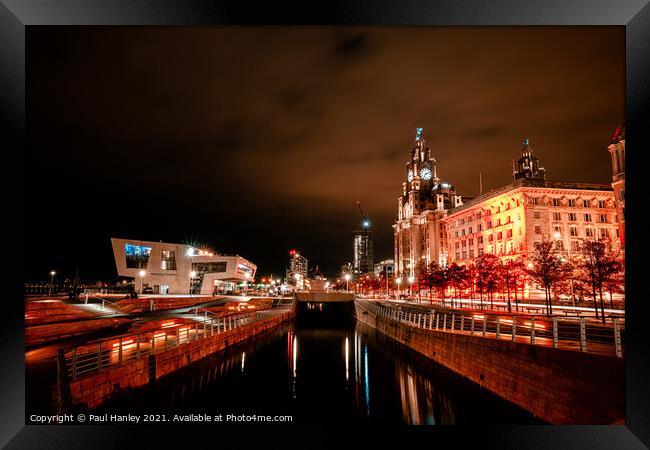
[{"x1": 365, "y1": 237, "x2": 623, "y2": 323}]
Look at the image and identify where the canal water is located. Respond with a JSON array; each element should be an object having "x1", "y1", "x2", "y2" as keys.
[{"x1": 98, "y1": 304, "x2": 540, "y2": 424}]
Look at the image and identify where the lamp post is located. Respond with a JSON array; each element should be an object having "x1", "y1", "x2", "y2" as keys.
[
  {"x1": 344, "y1": 273, "x2": 351, "y2": 292},
  {"x1": 553, "y1": 231, "x2": 575, "y2": 306},
  {"x1": 408, "y1": 276, "x2": 415, "y2": 302},
  {"x1": 138, "y1": 270, "x2": 146, "y2": 295},
  {"x1": 396, "y1": 277, "x2": 402, "y2": 299},
  {"x1": 48, "y1": 270, "x2": 56, "y2": 298},
  {"x1": 190, "y1": 270, "x2": 197, "y2": 297}
]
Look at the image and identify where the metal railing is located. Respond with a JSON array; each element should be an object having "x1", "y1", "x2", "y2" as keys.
[
  {"x1": 358, "y1": 300, "x2": 624, "y2": 358},
  {"x1": 64, "y1": 306, "x2": 292, "y2": 381}
]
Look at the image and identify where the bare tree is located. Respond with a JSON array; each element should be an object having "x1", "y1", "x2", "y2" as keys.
[
  {"x1": 475, "y1": 254, "x2": 502, "y2": 310},
  {"x1": 579, "y1": 239, "x2": 623, "y2": 323},
  {"x1": 527, "y1": 238, "x2": 573, "y2": 316}
]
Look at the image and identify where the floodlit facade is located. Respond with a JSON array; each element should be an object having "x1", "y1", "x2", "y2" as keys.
[
  {"x1": 111, "y1": 238, "x2": 256, "y2": 295},
  {"x1": 394, "y1": 133, "x2": 621, "y2": 276},
  {"x1": 608, "y1": 123, "x2": 625, "y2": 249},
  {"x1": 393, "y1": 128, "x2": 466, "y2": 279},
  {"x1": 444, "y1": 179, "x2": 619, "y2": 265}
]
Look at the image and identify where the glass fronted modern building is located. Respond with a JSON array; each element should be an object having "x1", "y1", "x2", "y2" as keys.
[{"x1": 111, "y1": 238, "x2": 257, "y2": 295}]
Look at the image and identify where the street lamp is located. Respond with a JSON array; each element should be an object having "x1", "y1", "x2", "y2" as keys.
[
  {"x1": 396, "y1": 277, "x2": 402, "y2": 299},
  {"x1": 138, "y1": 270, "x2": 146, "y2": 295},
  {"x1": 344, "y1": 273, "x2": 351, "y2": 292},
  {"x1": 408, "y1": 276, "x2": 415, "y2": 301},
  {"x1": 189, "y1": 270, "x2": 197, "y2": 294},
  {"x1": 49, "y1": 270, "x2": 56, "y2": 298}
]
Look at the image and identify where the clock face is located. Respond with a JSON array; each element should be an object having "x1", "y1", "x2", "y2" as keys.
[
  {"x1": 420, "y1": 166, "x2": 432, "y2": 180},
  {"x1": 407, "y1": 170, "x2": 413, "y2": 182}
]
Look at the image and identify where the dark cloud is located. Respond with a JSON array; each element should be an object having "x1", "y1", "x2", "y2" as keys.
[{"x1": 26, "y1": 27, "x2": 624, "y2": 281}]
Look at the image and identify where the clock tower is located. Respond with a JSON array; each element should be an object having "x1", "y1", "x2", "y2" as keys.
[
  {"x1": 403, "y1": 127, "x2": 440, "y2": 216},
  {"x1": 394, "y1": 128, "x2": 464, "y2": 281}
]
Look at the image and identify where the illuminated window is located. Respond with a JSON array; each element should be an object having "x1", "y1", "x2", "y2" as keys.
[
  {"x1": 161, "y1": 250, "x2": 177, "y2": 270},
  {"x1": 124, "y1": 244, "x2": 151, "y2": 269}
]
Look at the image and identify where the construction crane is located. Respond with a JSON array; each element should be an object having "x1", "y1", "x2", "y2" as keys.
[{"x1": 356, "y1": 201, "x2": 370, "y2": 229}]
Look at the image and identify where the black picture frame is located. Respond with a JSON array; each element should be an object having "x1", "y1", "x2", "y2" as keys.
[{"x1": 2, "y1": 1, "x2": 648, "y2": 448}]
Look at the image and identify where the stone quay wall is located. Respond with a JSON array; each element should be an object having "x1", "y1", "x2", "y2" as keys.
[{"x1": 355, "y1": 301, "x2": 624, "y2": 424}]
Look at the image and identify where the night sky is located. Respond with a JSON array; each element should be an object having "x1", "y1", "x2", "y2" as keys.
[{"x1": 26, "y1": 27, "x2": 624, "y2": 282}]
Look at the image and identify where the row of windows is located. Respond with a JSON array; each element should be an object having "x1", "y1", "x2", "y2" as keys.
[
  {"x1": 533, "y1": 211, "x2": 616, "y2": 223},
  {"x1": 532, "y1": 198, "x2": 610, "y2": 208}
]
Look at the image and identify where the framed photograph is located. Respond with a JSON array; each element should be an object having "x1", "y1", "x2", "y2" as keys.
[{"x1": 2, "y1": 0, "x2": 648, "y2": 448}]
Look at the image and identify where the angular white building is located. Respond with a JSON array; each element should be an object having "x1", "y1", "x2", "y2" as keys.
[{"x1": 111, "y1": 238, "x2": 256, "y2": 295}]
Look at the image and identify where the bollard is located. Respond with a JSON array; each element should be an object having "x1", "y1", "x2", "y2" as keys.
[
  {"x1": 530, "y1": 318, "x2": 536, "y2": 344},
  {"x1": 451, "y1": 314, "x2": 455, "y2": 332},
  {"x1": 579, "y1": 317, "x2": 586, "y2": 352},
  {"x1": 470, "y1": 317, "x2": 474, "y2": 335},
  {"x1": 417, "y1": 313, "x2": 421, "y2": 328},
  {"x1": 613, "y1": 318, "x2": 622, "y2": 357},
  {"x1": 496, "y1": 319, "x2": 500, "y2": 339},
  {"x1": 443, "y1": 314, "x2": 447, "y2": 331},
  {"x1": 460, "y1": 315, "x2": 464, "y2": 333},
  {"x1": 552, "y1": 318, "x2": 558, "y2": 348},
  {"x1": 482, "y1": 317, "x2": 487, "y2": 336},
  {"x1": 512, "y1": 318, "x2": 517, "y2": 341},
  {"x1": 436, "y1": 314, "x2": 439, "y2": 330}
]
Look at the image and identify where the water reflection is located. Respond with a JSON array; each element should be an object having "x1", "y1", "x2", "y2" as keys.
[{"x1": 100, "y1": 305, "x2": 538, "y2": 425}]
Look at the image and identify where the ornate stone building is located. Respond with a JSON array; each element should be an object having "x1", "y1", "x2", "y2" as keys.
[
  {"x1": 444, "y1": 140, "x2": 620, "y2": 264},
  {"x1": 393, "y1": 128, "x2": 465, "y2": 279},
  {"x1": 608, "y1": 123, "x2": 625, "y2": 249},
  {"x1": 394, "y1": 133, "x2": 622, "y2": 275}
]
